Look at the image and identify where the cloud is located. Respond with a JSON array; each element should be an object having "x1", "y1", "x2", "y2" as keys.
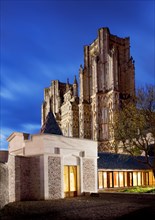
[
  {"x1": 21, "y1": 123, "x2": 41, "y2": 134},
  {"x1": 0, "y1": 127, "x2": 13, "y2": 150},
  {"x1": 0, "y1": 71, "x2": 41, "y2": 101},
  {"x1": 0, "y1": 88, "x2": 15, "y2": 100}
]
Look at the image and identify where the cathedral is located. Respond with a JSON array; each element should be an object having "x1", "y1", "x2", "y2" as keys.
[
  {"x1": 1, "y1": 27, "x2": 154, "y2": 209},
  {"x1": 41, "y1": 27, "x2": 135, "y2": 151}
]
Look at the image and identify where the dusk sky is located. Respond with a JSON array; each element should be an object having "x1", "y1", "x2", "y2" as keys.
[{"x1": 1, "y1": 0, "x2": 155, "y2": 150}]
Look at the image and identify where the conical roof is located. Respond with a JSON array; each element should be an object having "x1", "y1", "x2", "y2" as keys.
[
  {"x1": 73, "y1": 75, "x2": 78, "y2": 84},
  {"x1": 40, "y1": 111, "x2": 62, "y2": 135}
]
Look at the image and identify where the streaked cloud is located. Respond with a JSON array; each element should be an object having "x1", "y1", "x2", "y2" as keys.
[
  {"x1": 0, "y1": 88, "x2": 15, "y2": 100},
  {"x1": 0, "y1": 72, "x2": 42, "y2": 104},
  {"x1": 21, "y1": 123, "x2": 41, "y2": 134},
  {"x1": 0, "y1": 127, "x2": 14, "y2": 150}
]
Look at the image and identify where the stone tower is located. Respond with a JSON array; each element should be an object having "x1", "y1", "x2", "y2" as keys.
[
  {"x1": 41, "y1": 27, "x2": 135, "y2": 151},
  {"x1": 79, "y1": 27, "x2": 135, "y2": 151},
  {"x1": 41, "y1": 78, "x2": 79, "y2": 137},
  {"x1": 41, "y1": 80, "x2": 66, "y2": 127}
]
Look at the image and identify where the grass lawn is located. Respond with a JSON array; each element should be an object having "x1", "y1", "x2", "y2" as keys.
[
  {"x1": 99, "y1": 186, "x2": 155, "y2": 193},
  {"x1": 118, "y1": 186, "x2": 155, "y2": 193}
]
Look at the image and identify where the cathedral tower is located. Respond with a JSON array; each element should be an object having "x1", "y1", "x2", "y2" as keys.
[
  {"x1": 41, "y1": 27, "x2": 135, "y2": 152},
  {"x1": 79, "y1": 27, "x2": 135, "y2": 150}
]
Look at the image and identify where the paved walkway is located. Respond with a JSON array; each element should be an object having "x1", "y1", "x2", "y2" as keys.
[{"x1": 0, "y1": 193, "x2": 155, "y2": 219}]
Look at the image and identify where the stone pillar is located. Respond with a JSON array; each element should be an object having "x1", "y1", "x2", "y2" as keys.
[
  {"x1": 82, "y1": 158, "x2": 97, "y2": 193},
  {"x1": 29, "y1": 156, "x2": 43, "y2": 200},
  {"x1": 0, "y1": 163, "x2": 9, "y2": 208},
  {"x1": 48, "y1": 156, "x2": 62, "y2": 199},
  {"x1": 8, "y1": 155, "x2": 20, "y2": 203}
]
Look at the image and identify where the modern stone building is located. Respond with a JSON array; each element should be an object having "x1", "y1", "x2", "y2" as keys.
[
  {"x1": 41, "y1": 27, "x2": 135, "y2": 151},
  {"x1": 0, "y1": 130, "x2": 98, "y2": 207}
]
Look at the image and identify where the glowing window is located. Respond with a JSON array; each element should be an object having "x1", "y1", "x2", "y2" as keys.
[
  {"x1": 108, "y1": 172, "x2": 113, "y2": 188},
  {"x1": 103, "y1": 172, "x2": 107, "y2": 188},
  {"x1": 133, "y1": 172, "x2": 137, "y2": 186},
  {"x1": 119, "y1": 172, "x2": 124, "y2": 187},
  {"x1": 137, "y1": 172, "x2": 141, "y2": 186},
  {"x1": 98, "y1": 172, "x2": 103, "y2": 189},
  {"x1": 113, "y1": 172, "x2": 119, "y2": 187},
  {"x1": 124, "y1": 172, "x2": 127, "y2": 187},
  {"x1": 64, "y1": 166, "x2": 69, "y2": 192}
]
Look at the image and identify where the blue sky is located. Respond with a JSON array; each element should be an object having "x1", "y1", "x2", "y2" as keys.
[{"x1": 0, "y1": 0, "x2": 155, "y2": 150}]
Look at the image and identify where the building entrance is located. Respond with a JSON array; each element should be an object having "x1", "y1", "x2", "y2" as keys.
[{"x1": 64, "y1": 166, "x2": 77, "y2": 197}]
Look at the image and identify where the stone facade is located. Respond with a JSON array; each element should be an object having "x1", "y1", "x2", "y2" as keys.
[
  {"x1": 29, "y1": 156, "x2": 44, "y2": 200},
  {"x1": 41, "y1": 78, "x2": 79, "y2": 137},
  {"x1": 0, "y1": 151, "x2": 8, "y2": 163},
  {"x1": 83, "y1": 158, "x2": 96, "y2": 192},
  {"x1": 41, "y1": 27, "x2": 135, "y2": 151},
  {"x1": 0, "y1": 132, "x2": 98, "y2": 207},
  {"x1": 0, "y1": 163, "x2": 8, "y2": 208},
  {"x1": 48, "y1": 156, "x2": 62, "y2": 199},
  {"x1": 8, "y1": 154, "x2": 44, "y2": 203}
]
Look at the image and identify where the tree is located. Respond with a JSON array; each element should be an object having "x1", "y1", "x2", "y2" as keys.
[{"x1": 111, "y1": 84, "x2": 155, "y2": 176}]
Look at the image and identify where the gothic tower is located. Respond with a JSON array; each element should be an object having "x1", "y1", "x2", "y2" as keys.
[
  {"x1": 41, "y1": 27, "x2": 135, "y2": 152},
  {"x1": 41, "y1": 80, "x2": 66, "y2": 127},
  {"x1": 79, "y1": 27, "x2": 135, "y2": 151},
  {"x1": 41, "y1": 78, "x2": 79, "y2": 137}
]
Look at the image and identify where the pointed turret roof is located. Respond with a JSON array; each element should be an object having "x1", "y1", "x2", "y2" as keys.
[
  {"x1": 66, "y1": 78, "x2": 70, "y2": 92},
  {"x1": 40, "y1": 111, "x2": 62, "y2": 135},
  {"x1": 73, "y1": 75, "x2": 78, "y2": 84}
]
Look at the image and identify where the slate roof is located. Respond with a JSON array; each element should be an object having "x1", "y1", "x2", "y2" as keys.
[
  {"x1": 98, "y1": 152, "x2": 154, "y2": 170},
  {"x1": 40, "y1": 111, "x2": 62, "y2": 135}
]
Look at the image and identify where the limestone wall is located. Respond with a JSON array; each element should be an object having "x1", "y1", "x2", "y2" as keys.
[
  {"x1": 8, "y1": 154, "x2": 44, "y2": 203},
  {"x1": 19, "y1": 157, "x2": 30, "y2": 200},
  {"x1": 48, "y1": 156, "x2": 62, "y2": 199},
  {"x1": 29, "y1": 156, "x2": 44, "y2": 200},
  {"x1": 0, "y1": 163, "x2": 8, "y2": 209},
  {"x1": 0, "y1": 151, "x2": 8, "y2": 163},
  {"x1": 83, "y1": 158, "x2": 96, "y2": 192},
  {"x1": 8, "y1": 155, "x2": 17, "y2": 202},
  {"x1": 8, "y1": 155, "x2": 30, "y2": 202}
]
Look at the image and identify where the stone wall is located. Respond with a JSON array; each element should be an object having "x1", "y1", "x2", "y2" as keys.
[
  {"x1": 8, "y1": 155, "x2": 43, "y2": 203},
  {"x1": 0, "y1": 151, "x2": 8, "y2": 163},
  {"x1": 0, "y1": 163, "x2": 8, "y2": 209},
  {"x1": 48, "y1": 156, "x2": 61, "y2": 199},
  {"x1": 8, "y1": 155, "x2": 17, "y2": 203},
  {"x1": 8, "y1": 155, "x2": 29, "y2": 202},
  {"x1": 29, "y1": 156, "x2": 44, "y2": 200},
  {"x1": 19, "y1": 157, "x2": 30, "y2": 200},
  {"x1": 83, "y1": 158, "x2": 96, "y2": 192}
]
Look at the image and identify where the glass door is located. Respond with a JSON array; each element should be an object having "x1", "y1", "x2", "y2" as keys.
[{"x1": 64, "y1": 166, "x2": 77, "y2": 197}]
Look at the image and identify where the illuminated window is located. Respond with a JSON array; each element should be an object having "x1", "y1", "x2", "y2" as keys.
[
  {"x1": 113, "y1": 172, "x2": 119, "y2": 187},
  {"x1": 137, "y1": 172, "x2": 141, "y2": 186},
  {"x1": 143, "y1": 172, "x2": 149, "y2": 186},
  {"x1": 124, "y1": 172, "x2": 127, "y2": 187},
  {"x1": 70, "y1": 166, "x2": 77, "y2": 191},
  {"x1": 133, "y1": 172, "x2": 137, "y2": 186},
  {"x1": 64, "y1": 166, "x2": 69, "y2": 192},
  {"x1": 146, "y1": 172, "x2": 149, "y2": 185},
  {"x1": 129, "y1": 172, "x2": 133, "y2": 186},
  {"x1": 107, "y1": 172, "x2": 113, "y2": 188},
  {"x1": 103, "y1": 172, "x2": 107, "y2": 188},
  {"x1": 64, "y1": 166, "x2": 77, "y2": 197},
  {"x1": 119, "y1": 172, "x2": 124, "y2": 187},
  {"x1": 98, "y1": 172, "x2": 103, "y2": 189},
  {"x1": 127, "y1": 172, "x2": 133, "y2": 186}
]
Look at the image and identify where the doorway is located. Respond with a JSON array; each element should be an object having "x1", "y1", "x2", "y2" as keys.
[{"x1": 64, "y1": 166, "x2": 77, "y2": 197}]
